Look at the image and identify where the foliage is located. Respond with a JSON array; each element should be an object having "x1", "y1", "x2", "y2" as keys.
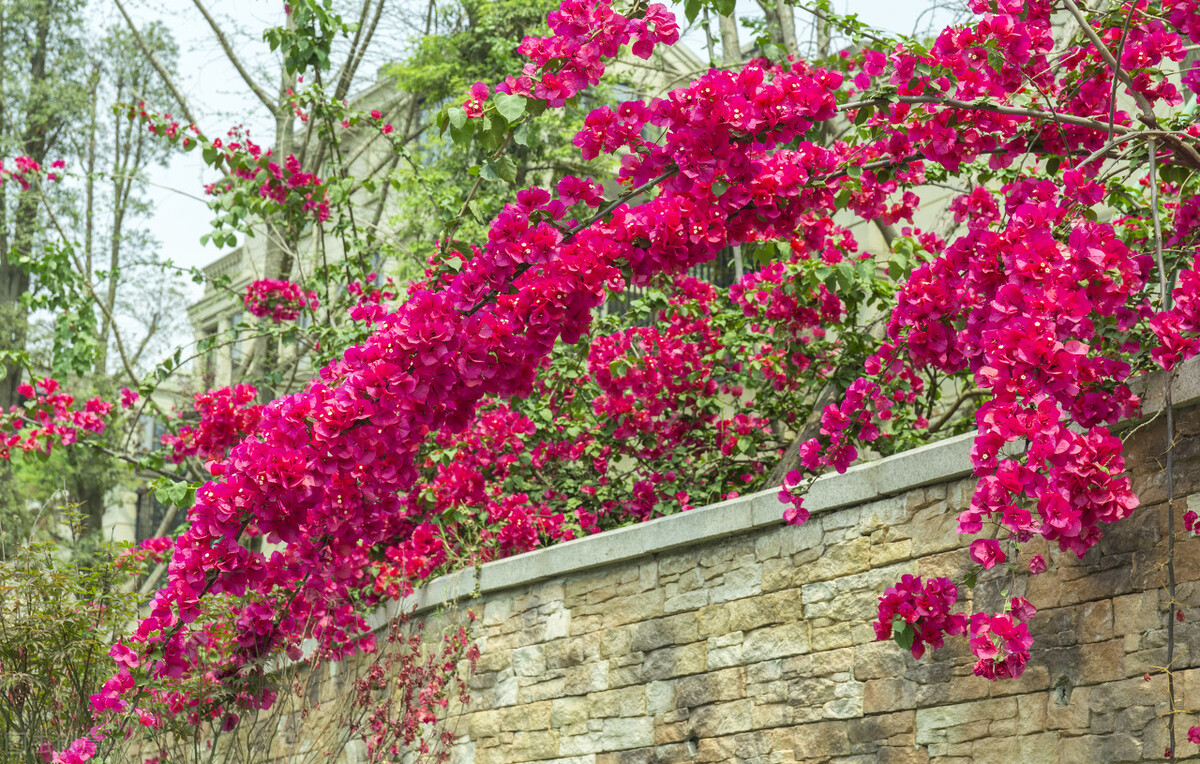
[{"x1": 0, "y1": 518, "x2": 139, "y2": 761}]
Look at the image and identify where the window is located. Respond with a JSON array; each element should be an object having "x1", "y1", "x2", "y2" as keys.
[{"x1": 134, "y1": 488, "x2": 182, "y2": 543}]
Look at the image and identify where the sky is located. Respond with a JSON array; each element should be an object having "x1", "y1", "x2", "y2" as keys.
[{"x1": 112, "y1": 0, "x2": 962, "y2": 284}]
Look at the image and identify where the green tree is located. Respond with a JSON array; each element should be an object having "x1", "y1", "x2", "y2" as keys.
[{"x1": 0, "y1": 0, "x2": 88, "y2": 410}]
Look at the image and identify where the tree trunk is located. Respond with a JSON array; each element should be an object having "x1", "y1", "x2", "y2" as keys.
[
  {"x1": 720, "y1": 12, "x2": 741, "y2": 66},
  {"x1": 0, "y1": 1, "x2": 54, "y2": 409}
]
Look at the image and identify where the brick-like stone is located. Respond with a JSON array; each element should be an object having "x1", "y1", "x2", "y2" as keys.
[
  {"x1": 726, "y1": 590, "x2": 801, "y2": 632},
  {"x1": 642, "y1": 643, "x2": 707, "y2": 681},
  {"x1": 512, "y1": 644, "x2": 546, "y2": 677},
  {"x1": 630, "y1": 614, "x2": 699, "y2": 652},
  {"x1": 741, "y1": 622, "x2": 809, "y2": 662},
  {"x1": 675, "y1": 666, "x2": 746, "y2": 708},
  {"x1": 690, "y1": 699, "x2": 755, "y2": 737},
  {"x1": 589, "y1": 685, "x2": 645, "y2": 718},
  {"x1": 792, "y1": 721, "x2": 851, "y2": 759}
]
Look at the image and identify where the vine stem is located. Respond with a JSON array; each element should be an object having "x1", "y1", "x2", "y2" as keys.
[{"x1": 1149, "y1": 136, "x2": 1179, "y2": 756}]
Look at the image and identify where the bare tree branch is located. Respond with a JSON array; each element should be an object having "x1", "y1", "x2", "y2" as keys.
[
  {"x1": 112, "y1": 0, "x2": 200, "y2": 126},
  {"x1": 335, "y1": 0, "x2": 387, "y2": 102},
  {"x1": 190, "y1": 0, "x2": 278, "y2": 114}
]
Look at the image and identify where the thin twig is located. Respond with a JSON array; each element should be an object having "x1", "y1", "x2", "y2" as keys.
[
  {"x1": 190, "y1": 0, "x2": 278, "y2": 113},
  {"x1": 112, "y1": 0, "x2": 201, "y2": 127},
  {"x1": 840, "y1": 94, "x2": 1136, "y2": 135},
  {"x1": 1149, "y1": 135, "x2": 1179, "y2": 757},
  {"x1": 1061, "y1": 0, "x2": 1159, "y2": 125}
]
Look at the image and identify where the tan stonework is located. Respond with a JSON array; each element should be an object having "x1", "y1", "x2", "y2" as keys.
[{"x1": 415, "y1": 405, "x2": 1200, "y2": 763}]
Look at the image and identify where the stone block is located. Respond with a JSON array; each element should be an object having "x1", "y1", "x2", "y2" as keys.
[
  {"x1": 709, "y1": 563, "x2": 763, "y2": 604},
  {"x1": 664, "y1": 589, "x2": 709, "y2": 613},
  {"x1": 598, "y1": 626, "x2": 632, "y2": 660},
  {"x1": 1045, "y1": 685, "x2": 1090, "y2": 731},
  {"x1": 550, "y1": 697, "x2": 589, "y2": 728},
  {"x1": 505, "y1": 729, "x2": 559, "y2": 761},
  {"x1": 500, "y1": 701, "x2": 551, "y2": 731},
  {"x1": 601, "y1": 590, "x2": 665, "y2": 629},
  {"x1": 847, "y1": 711, "x2": 915, "y2": 744},
  {"x1": 674, "y1": 666, "x2": 746, "y2": 709},
  {"x1": 1058, "y1": 733, "x2": 1142, "y2": 764},
  {"x1": 915, "y1": 698, "x2": 1017, "y2": 745},
  {"x1": 513, "y1": 644, "x2": 546, "y2": 677},
  {"x1": 858, "y1": 496, "x2": 911, "y2": 534},
  {"x1": 876, "y1": 747, "x2": 929, "y2": 764},
  {"x1": 727, "y1": 590, "x2": 802, "y2": 632},
  {"x1": 762, "y1": 557, "x2": 801, "y2": 593},
  {"x1": 589, "y1": 685, "x2": 645, "y2": 718},
  {"x1": 1113, "y1": 590, "x2": 1161, "y2": 636},
  {"x1": 482, "y1": 598, "x2": 512, "y2": 627},
  {"x1": 969, "y1": 734, "x2": 1058, "y2": 764},
  {"x1": 756, "y1": 530, "x2": 784, "y2": 561},
  {"x1": 802, "y1": 536, "x2": 872, "y2": 584},
  {"x1": 545, "y1": 607, "x2": 571, "y2": 640},
  {"x1": 863, "y1": 678, "x2": 917, "y2": 715},
  {"x1": 871, "y1": 538, "x2": 915, "y2": 567},
  {"x1": 645, "y1": 680, "x2": 675, "y2": 715},
  {"x1": 854, "y1": 641, "x2": 909, "y2": 681},
  {"x1": 564, "y1": 661, "x2": 610, "y2": 695},
  {"x1": 696, "y1": 602, "x2": 731, "y2": 638},
  {"x1": 689, "y1": 699, "x2": 755, "y2": 737},
  {"x1": 791, "y1": 721, "x2": 851, "y2": 759},
  {"x1": 653, "y1": 720, "x2": 690, "y2": 746},
  {"x1": 810, "y1": 623, "x2": 855, "y2": 651},
  {"x1": 517, "y1": 674, "x2": 568, "y2": 704},
  {"x1": 643, "y1": 643, "x2": 707, "y2": 681},
  {"x1": 707, "y1": 634, "x2": 744, "y2": 670},
  {"x1": 467, "y1": 709, "x2": 501, "y2": 739},
  {"x1": 741, "y1": 622, "x2": 810, "y2": 663},
  {"x1": 630, "y1": 614, "x2": 699, "y2": 653}
]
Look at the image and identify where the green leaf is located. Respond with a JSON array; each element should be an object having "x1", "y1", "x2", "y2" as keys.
[
  {"x1": 512, "y1": 121, "x2": 531, "y2": 147},
  {"x1": 963, "y1": 569, "x2": 979, "y2": 589},
  {"x1": 448, "y1": 105, "x2": 467, "y2": 130},
  {"x1": 494, "y1": 92, "x2": 526, "y2": 123},
  {"x1": 854, "y1": 105, "x2": 873, "y2": 126},
  {"x1": 894, "y1": 621, "x2": 915, "y2": 650},
  {"x1": 846, "y1": 164, "x2": 863, "y2": 178},
  {"x1": 483, "y1": 155, "x2": 518, "y2": 184}
]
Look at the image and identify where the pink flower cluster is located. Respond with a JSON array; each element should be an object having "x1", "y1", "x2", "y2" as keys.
[
  {"x1": 968, "y1": 609, "x2": 1033, "y2": 680},
  {"x1": 873, "y1": 575, "x2": 968, "y2": 659},
  {"x1": 777, "y1": 0, "x2": 1200, "y2": 680},
  {"x1": 243, "y1": 278, "x2": 319, "y2": 322},
  {"x1": 0, "y1": 155, "x2": 63, "y2": 189},
  {"x1": 161, "y1": 384, "x2": 263, "y2": 464},
  {"x1": 1150, "y1": 255, "x2": 1200, "y2": 370},
  {"x1": 0, "y1": 378, "x2": 112, "y2": 460},
  {"x1": 496, "y1": 1, "x2": 679, "y2": 107},
  {"x1": 874, "y1": 578, "x2": 1035, "y2": 680},
  {"x1": 206, "y1": 128, "x2": 331, "y2": 222},
  {"x1": 116, "y1": 537, "x2": 174, "y2": 575}
]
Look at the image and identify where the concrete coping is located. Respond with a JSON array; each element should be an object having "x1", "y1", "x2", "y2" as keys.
[{"x1": 368, "y1": 355, "x2": 1200, "y2": 628}]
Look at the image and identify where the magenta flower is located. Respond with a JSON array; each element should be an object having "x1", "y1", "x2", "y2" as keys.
[{"x1": 969, "y1": 538, "x2": 1006, "y2": 570}]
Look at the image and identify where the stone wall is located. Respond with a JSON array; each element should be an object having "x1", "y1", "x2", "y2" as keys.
[{"x1": 388, "y1": 368, "x2": 1200, "y2": 764}]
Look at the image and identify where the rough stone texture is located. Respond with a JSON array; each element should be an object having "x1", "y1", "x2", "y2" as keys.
[{"x1": 399, "y1": 400, "x2": 1200, "y2": 764}]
